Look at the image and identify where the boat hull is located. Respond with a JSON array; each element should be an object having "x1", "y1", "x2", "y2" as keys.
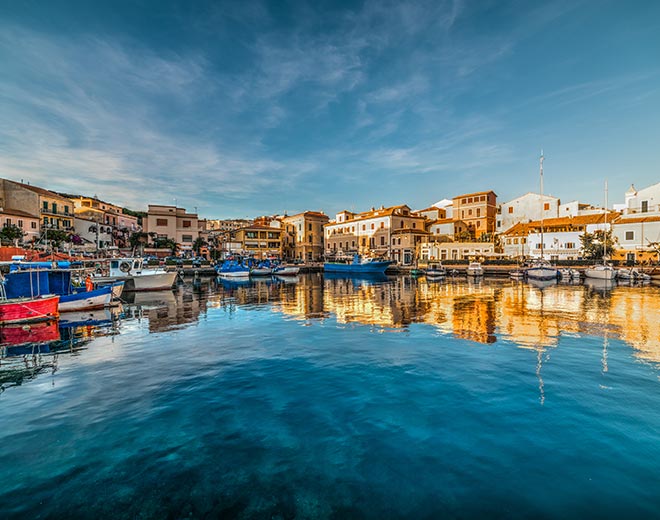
[
  {"x1": 273, "y1": 266, "x2": 300, "y2": 276},
  {"x1": 250, "y1": 268, "x2": 273, "y2": 276},
  {"x1": 584, "y1": 267, "x2": 616, "y2": 280},
  {"x1": 324, "y1": 261, "x2": 392, "y2": 274},
  {"x1": 526, "y1": 267, "x2": 558, "y2": 281},
  {"x1": 218, "y1": 270, "x2": 250, "y2": 279},
  {"x1": 95, "y1": 272, "x2": 177, "y2": 291},
  {"x1": 0, "y1": 295, "x2": 60, "y2": 324},
  {"x1": 59, "y1": 286, "x2": 114, "y2": 312}
]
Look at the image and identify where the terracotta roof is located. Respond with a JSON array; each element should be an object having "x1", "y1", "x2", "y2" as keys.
[
  {"x1": 0, "y1": 208, "x2": 39, "y2": 218},
  {"x1": 415, "y1": 206, "x2": 444, "y2": 213},
  {"x1": 283, "y1": 211, "x2": 329, "y2": 220},
  {"x1": 501, "y1": 212, "x2": 620, "y2": 235},
  {"x1": 325, "y1": 204, "x2": 425, "y2": 226},
  {"x1": 613, "y1": 214, "x2": 660, "y2": 224},
  {"x1": 430, "y1": 218, "x2": 455, "y2": 225}
]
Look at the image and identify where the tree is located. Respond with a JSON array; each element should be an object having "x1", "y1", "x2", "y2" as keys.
[
  {"x1": 192, "y1": 236, "x2": 207, "y2": 256},
  {"x1": 0, "y1": 225, "x2": 25, "y2": 245},
  {"x1": 129, "y1": 231, "x2": 148, "y2": 249},
  {"x1": 44, "y1": 229, "x2": 71, "y2": 249},
  {"x1": 579, "y1": 229, "x2": 617, "y2": 260},
  {"x1": 153, "y1": 236, "x2": 178, "y2": 254},
  {"x1": 455, "y1": 230, "x2": 474, "y2": 242}
]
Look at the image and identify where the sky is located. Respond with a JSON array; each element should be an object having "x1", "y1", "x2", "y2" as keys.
[{"x1": 1, "y1": 0, "x2": 659, "y2": 218}]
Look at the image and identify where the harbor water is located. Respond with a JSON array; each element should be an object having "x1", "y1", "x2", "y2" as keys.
[{"x1": 1, "y1": 274, "x2": 660, "y2": 518}]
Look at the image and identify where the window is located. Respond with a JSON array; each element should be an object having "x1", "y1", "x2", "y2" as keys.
[
  {"x1": 52, "y1": 202, "x2": 57, "y2": 213},
  {"x1": 625, "y1": 231, "x2": 634, "y2": 241},
  {"x1": 64, "y1": 206, "x2": 69, "y2": 214},
  {"x1": 380, "y1": 236, "x2": 385, "y2": 246},
  {"x1": 362, "y1": 238, "x2": 366, "y2": 246},
  {"x1": 642, "y1": 201, "x2": 649, "y2": 213},
  {"x1": 362, "y1": 224, "x2": 366, "y2": 231},
  {"x1": 32, "y1": 222, "x2": 37, "y2": 229},
  {"x1": 544, "y1": 203, "x2": 550, "y2": 211},
  {"x1": 392, "y1": 237, "x2": 396, "y2": 245},
  {"x1": 476, "y1": 208, "x2": 480, "y2": 217},
  {"x1": 156, "y1": 218, "x2": 168, "y2": 226},
  {"x1": 508, "y1": 207, "x2": 513, "y2": 214},
  {"x1": 462, "y1": 198, "x2": 467, "y2": 204},
  {"x1": 380, "y1": 222, "x2": 384, "y2": 228},
  {"x1": 5, "y1": 218, "x2": 10, "y2": 225},
  {"x1": 566, "y1": 243, "x2": 575, "y2": 249},
  {"x1": 412, "y1": 223, "x2": 416, "y2": 228},
  {"x1": 42, "y1": 201, "x2": 48, "y2": 211},
  {"x1": 182, "y1": 220, "x2": 191, "y2": 228},
  {"x1": 182, "y1": 235, "x2": 193, "y2": 243},
  {"x1": 477, "y1": 221, "x2": 481, "y2": 228},
  {"x1": 18, "y1": 219, "x2": 23, "y2": 228},
  {"x1": 371, "y1": 223, "x2": 375, "y2": 230}
]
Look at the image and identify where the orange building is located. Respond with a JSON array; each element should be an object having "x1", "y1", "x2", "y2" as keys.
[{"x1": 452, "y1": 190, "x2": 497, "y2": 238}]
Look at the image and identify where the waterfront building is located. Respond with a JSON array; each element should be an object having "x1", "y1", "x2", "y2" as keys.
[
  {"x1": 68, "y1": 195, "x2": 140, "y2": 231},
  {"x1": 230, "y1": 224, "x2": 282, "y2": 259},
  {"x1": 73, "y1": 216, "x2": 114, "y2": 251},
  {"x1": 496, "y1": 192, "x2": 560, "y2": 234},
  {"x1": 0, "y1": 179, "x2": 74, "y2": 235},
  {"x1": 558, "y1": 200, "x2": 602, "y2": 217},
  {"x1": 391, "y1": 228, "x2": 429, "y2": 265},
  {"x1": 427, "y1": 218, "x2": 470, "y2": 241},
  {"x1": 145, "y1": 205, "x2": 200, "y2": 255},
  {"x1": 452, "y1": 190, "x2": 497, "y2": 239},
  {"x1": 0, "y1": 208, "x2": 40, "y2": 243},
  {"x1": 324, "y1": 205, "x2": 426, "y2": 260},
  {"x1": 418, "y1": 240, "x2": 497, "y2": 262},
  {"x1": 281, "y1": 211, "x2": 329, "y2": 262},
  {"x1": 501, "y1": 213, "x2": 618, "y2": 260}
]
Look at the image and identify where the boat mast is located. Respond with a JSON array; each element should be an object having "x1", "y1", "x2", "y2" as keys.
[
  {"x1": 604, "y1": 179, "x2": 608, "y2": 264},
  {"x1": 539, "y1": 150, "x2": 544, "y2": 261}
]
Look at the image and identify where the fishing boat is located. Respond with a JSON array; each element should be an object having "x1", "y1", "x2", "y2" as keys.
[
  {"x1": 272, "y1": 265, "x2": 300, "y2": 276},
  {"x1": 0, "y1": 320, "x2": 59, "y2": 346},
  {"x1": 0, "y1": 294, "x2": 60, "y2": 324},
  {"x1": 93, "y1": 258, "x2": 177, "y2": 291},
  {"x1": 426, "y1": 263, "x2": 446, "y2": 278},
  {"x1": 59, "y1": 284, "x2": 114, "y2": 312},
  {"x1": 324, "y1": 254, "x2": 393, "y2": 274},
  {"x1": 250, "y1": 261, "x2": 273, "y2": 276},
  {"x1": 466, "y1": 262, "x2": 484, "y2": 277},
  {"x1": 216, "y1": 259, "x2": 250, "y2": 278}
]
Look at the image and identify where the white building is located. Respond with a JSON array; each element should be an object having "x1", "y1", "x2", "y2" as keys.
[
  {"x1": 558, "y1": 201, "x2": 602, "y2": 217},
  {"x1": 73, "y1": 216, "x2": 114, "y2": 251},
  {"x1": 419, "y1": 241, "x2": 497, "y2": 262},
  {"x1": 501, "y1": 213, "x2": 616, "y2": 260},
  {"x1": 620, "y1": 182, "x2": 660, "y2": 215},
  {"x1": 496, "y1": 192, "x2": 560, "y2": 234}
]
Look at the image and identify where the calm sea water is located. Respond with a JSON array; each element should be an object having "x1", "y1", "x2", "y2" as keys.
[{"x1": 1, "y1": 274, "x2": 660, "y2": 518}]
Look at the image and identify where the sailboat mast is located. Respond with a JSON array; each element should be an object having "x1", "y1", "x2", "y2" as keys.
[
  {"x1": 540, "y1": 150, "x2": 544, "y2": 260},
  {"x1": 604, "y1": 179, "x2": 608, "y2": 262}
]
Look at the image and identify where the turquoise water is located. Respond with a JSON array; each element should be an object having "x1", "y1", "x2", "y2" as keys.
[{"x1": 1, "y1": 275, "x2": 660, "y2": 518}]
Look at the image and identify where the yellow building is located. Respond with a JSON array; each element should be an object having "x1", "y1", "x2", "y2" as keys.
[
  {"x1": 145, "y1": 205, "x2": 200, "y2": 254},
  {"x1": 281, "y1": 211, "x2": 329, "y2": 262},
  {"x1": 231, "y1": 224, "x2": 282, "y2": 259},
  {"x1": 452, "y1": 190, "x2": 497, "y2": 238},
  {"x1": 0, "y1": 179, "x2": 74, "y2": 233}
]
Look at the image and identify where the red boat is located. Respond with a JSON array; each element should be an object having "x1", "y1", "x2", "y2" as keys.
[
  {"x1": 0, "y1": 295, "x2": 60, "y2": 324},
  {"x1": 0, "y1": 320, "x2": 60, "y2": 346}
]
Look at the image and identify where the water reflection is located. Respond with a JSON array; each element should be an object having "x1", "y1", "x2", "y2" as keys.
[{"x1": 3, "y1": 275, "x2": 660, "y2": 394}]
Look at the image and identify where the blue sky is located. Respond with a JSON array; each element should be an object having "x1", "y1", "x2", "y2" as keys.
[{"x1": 1, "y1": 0, "x2": 659, "y2": 218}]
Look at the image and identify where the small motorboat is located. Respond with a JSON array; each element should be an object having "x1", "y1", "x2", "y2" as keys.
[
  {"x1": 272, "y1": 265, "x2": 301, "y2": 276},
  {"x1": 559, "y1": 268, "x2": 581, "y2": 281},
  {"x1": 466, "y1": 262, "x2": 484, "y2": 277},
  {"x1": 426, "y1": 263, "x2": 446, "y2": 278},
  {"x1": 510, "y1": 269, "x2": 526, "y2": 280},
  {"x1": 616, "y1": 268, "x2": 633, "y2": 280}
]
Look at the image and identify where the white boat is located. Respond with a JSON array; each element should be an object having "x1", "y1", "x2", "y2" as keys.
[
  {"x1": 93, "y1": 258, "x2": 178, "y2": 291},
  {"x1": 250, "y1": 267, "x2": 273, "y2": 276},
  {"x1": 616, "y1": 268, "x2": 634, "y2": 280},
  {"x1": 426, "y1": 263, "x2": 446, "y2": 278},
  {"x1": 633, "y1": 269, "x2": 651, "y2": 281},
  {"x1": 584, "y1": 264, "x2": 616, "y2": 280},
  {"x1": 526, "y1": 259, "x2": 558, "y2": 281},
  {"x1": 585, "y1": 181, "x2": 616, "y2": 282},
  {"x1": 59, "y1": 285, "x2": 114, "y2": 312},
  {"x1": 272, "y1": 265, "x2": 300, "y2": 276},
  {"x1": 466, "y1": 262, "x2": 484, "y2": 277},
  {"x1": 558, "y1": 268, "x2": 580, "y2": 281},
  {"x1": 510, "y1": 269, "x2": 526, "y2": 280}
]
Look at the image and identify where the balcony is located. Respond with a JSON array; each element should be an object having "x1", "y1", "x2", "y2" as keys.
[{"x1": 41, "y1": 207, "x2": 72, "y2": 217}]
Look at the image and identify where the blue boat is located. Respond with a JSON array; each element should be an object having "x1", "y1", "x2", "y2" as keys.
[
  {"x1": 324, "y1": 254, "x2": 393, "y2": 274},
  {"x1": 215, "y1": 259, "x2": 250, "y2": 278},
  {"x1": 2, "y1": 270, "x2": 117, "y2": 312}
]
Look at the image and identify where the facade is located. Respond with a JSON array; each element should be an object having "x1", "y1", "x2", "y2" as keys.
[
  {"x1": 324, "y1": 205, "x2": 426, "y2": 260},
  {"x1": 73, "y1": 216, "x2": 114, "y2": 251},
  {"x1": 414, "y1": 207, "x2": 447, "y2": 221},
  {"x1": 611, "y1": 214, "x2": 660, "y2": 264},
  {"x1": 230, "y1": 224, "x2": 282, "y2": 259},
  {"x1": 621, "y1": 182, "x2": 660, "y2": 215},
  {"x1": 419, "y1": 241, "x2": 497, "y2": 262},
  {"x1": 0, "y1": 208, "x2": 41, "y2": 243},
  {"x1": 145, "y1": 205, "x2": 200, "y2": 254},
  {"x1": 0, "y1": 179, "x2": 74, "y2": 234},
  {"x1": 452, "y1": 190, "x2": 497, "y2": 238},
  {"x1": 496, "y1": 192, "x2": 560, "y2": 234},
  {"x1": 205, "y1": 218, "x2": 253, "y2": 232},
  {"x1": 391, "y1": 228, "x2": 429, "y2": 265},
  {"x1": 281, "y1": 211, "x2": 329, "y2": 261},
  {"x1": 427, "y1": 218, "x2": 469, "y2": 240},
  {"x1": 501, "y1": 213, "x2": 617, "y2": 260}
]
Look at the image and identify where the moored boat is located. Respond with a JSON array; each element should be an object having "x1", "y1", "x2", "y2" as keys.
[
  {"x1": 272, "y1": 265, "x2": 300, "y2": 276},
  {"x1": 0, "y1": 295, "x2": 60, "y2": 324},
  {"x1": 526, "y1": 259, "x2": 558, "y2": 281},
  {"x1": 324, "y1": 254, "x2": 392, "y2": 274},
  {"x1": 584, "y1": 264, "x2": 616, "y2": 281},
  {"x1": 466, "y1": 262, "x2": 484, "y2": 277},
  {"x1": 93, "y1": 258, "x2": 177, "y2": 291},
  {"x1": 59, "y1": 284, "x2": 114, "y2": 312},
  {"x1": 216, "y1": 260, "x2": 250, "y2": 278},
  {"x1": 426, "y1": 263, "x2": 446, "y2": 278}
]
